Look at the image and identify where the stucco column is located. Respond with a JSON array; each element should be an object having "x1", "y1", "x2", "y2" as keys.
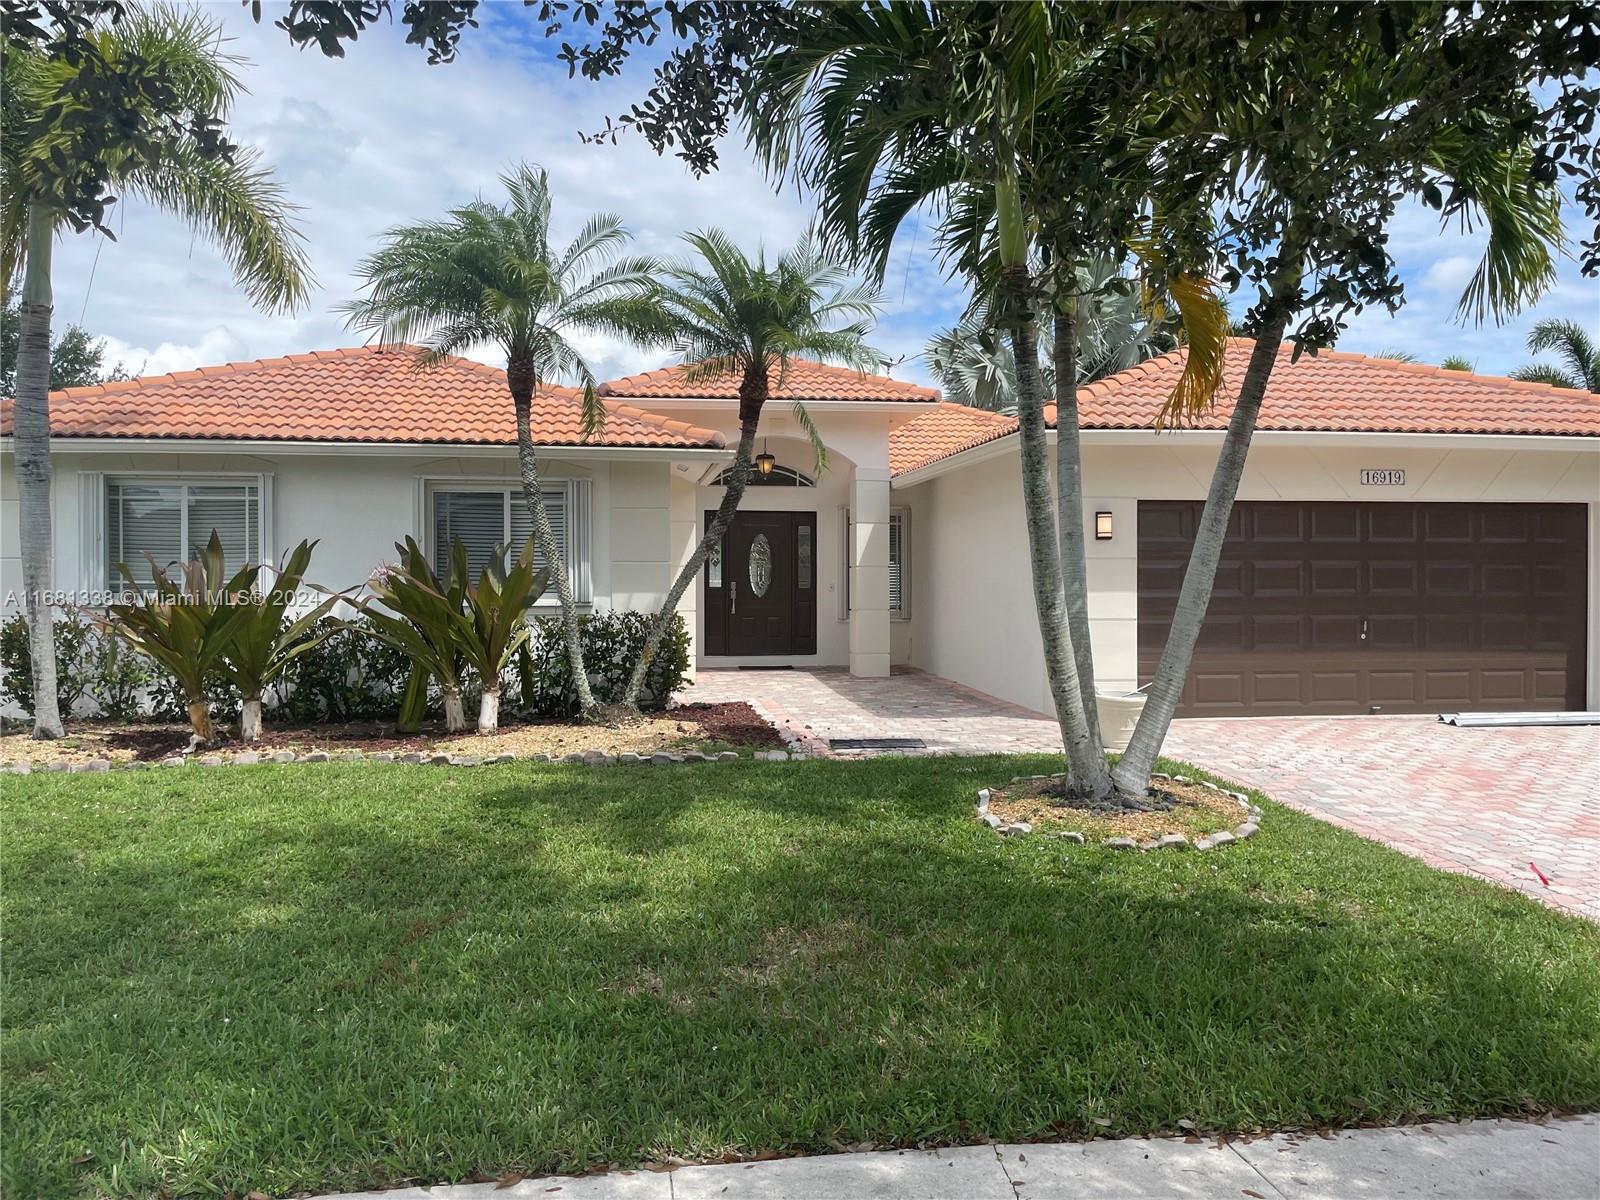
[
  {"x1": 669, "y1": 468, "x2": 699, "y2": 680},
  {"x1": 849, "y1": 466, "x2": 892, "y2": 677}
]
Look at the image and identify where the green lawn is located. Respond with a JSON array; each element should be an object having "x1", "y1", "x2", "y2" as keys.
[{"x1": 5, "y1": 757, "x2": 1598, "y2": 1199}]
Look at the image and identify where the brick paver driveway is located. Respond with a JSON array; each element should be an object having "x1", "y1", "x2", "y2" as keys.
[
  {"x1": 1162, "y1": 716, "x2": 1600, "y2": 920},
  {"x1": 693, "y1": 668, "x2": 1599, "y2": 919}
]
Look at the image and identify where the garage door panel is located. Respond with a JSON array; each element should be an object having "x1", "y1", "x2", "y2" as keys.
[
  {"x1": 1480, "y1": 669, "x2": 1531, "y2": 702},
  {"x1": 1369, "y1": 561, "x2": 1419, "y2": 593},
  {"x1": 1480, "y1": 508, "x2": 1528, "y2": 541},
  {"x1": 1252, "y1": 614, "x2": 1303, "y2": 650},
  {"x1": 1481, "y1": 563, "x2": 1530, "y2": 595},
  {"x1": 1535, "y1": 668, "x2": 1570, "y2": 701},
  {"x1": 1423, "y1": 670, "x2": 1472, "y2": 702},
  {"x1": 1424, "y1": 508, "x2": 1473, "y2": 541},
  {"x1": 1425, "y1": 561, "x2": 1474, "y2": 593},
  {"x1": 1210, "y1": 560, "x2": 1247, "y2": 599},
  {"x1": 1138, "y1": 500, "x2": 1587, "y2": 716},
  {"x1": 1308, "y1": 507, "x2": 1360, "y2": 541},
  {"x1": 1368, "y1": 615, "x2": 1419, "y2": 649},
  {"x1": 1252, "y1": 559, "x2": 1304, "y2": 596},
  {"x1": 1310, "y1": 560, "x2": 1360, "y2": 593},
  {"x1": 1424, "y1": 613, "x2": 1474, "y2": 648},
  {"x1": 1251, "y1": 506, "x2": 1307, "y2": 540},
  {"x1": 1368, "y1": 670, "x2": 1419, "y2": 703},
  {"x1": 1310, "y1": 615, "x2": 1360, "y2": 649}
]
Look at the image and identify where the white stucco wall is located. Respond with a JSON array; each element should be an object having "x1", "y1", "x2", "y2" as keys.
[
  {"x1": 896, "y1": 433, "x2": 1600, "y2": 715},
  {"x1": 0, "y1": 445, "x2": 693, "y2": 618}
]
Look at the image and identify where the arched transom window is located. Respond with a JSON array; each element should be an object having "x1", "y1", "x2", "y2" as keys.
[{"x1": 711, "y1": 464, "x2": 815, "y2": 488}]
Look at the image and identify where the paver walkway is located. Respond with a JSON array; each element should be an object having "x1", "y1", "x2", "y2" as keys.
[
  {"x1": 694, "y1": 667, "x2": 1067, "y2": 756},
  {"x1": 327, "y1": 1114, "x2": 1599, "y2": 1199},
  {"x1": 692, "y1": 668, "x2": 1600, "y2": 919}
]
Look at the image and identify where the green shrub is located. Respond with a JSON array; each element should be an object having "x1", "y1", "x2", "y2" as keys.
[
  {"x1": 526, "y1": 610, "x2": 690, "y2": 716},
  {"x1": 90, "y1": 632, "x2": 155, "y2": 722},
  {"x1": 149, "y1": 672, "x2": 240, "y2": 725},
  {"x1": 272, "y1": 615, "x2": 414, "y2": 723},
  {"x1": 0, "y1": 610, "x2": 100, "y2": 718}
]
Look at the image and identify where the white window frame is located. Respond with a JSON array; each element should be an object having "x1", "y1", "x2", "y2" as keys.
[
  {"x1": 422, "y1": 477, "x2": 592, "y2": 605},
  {"x1": 86, "y1": 471, "x2": 272, "y2": 594}
]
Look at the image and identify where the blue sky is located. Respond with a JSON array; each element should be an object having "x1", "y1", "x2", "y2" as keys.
[{"x1": 47, "y1": 2, "x2": 1598, "y2": 391}]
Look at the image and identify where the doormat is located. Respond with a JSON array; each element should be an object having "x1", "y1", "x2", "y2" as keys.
[
  {"x1": 737, "y1": 665, "x2": 794, "y2": 670},
  {"x1": 829, "y1": 737, "x2": 928, "y2": 751}
]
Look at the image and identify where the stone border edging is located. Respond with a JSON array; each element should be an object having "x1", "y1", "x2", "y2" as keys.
[
  {"x1": 977, "y1": 771, "x2": 1264, "y2": 851},
  {"x1": 1, "y1": 747, "x2": 805, "y2": 775}
]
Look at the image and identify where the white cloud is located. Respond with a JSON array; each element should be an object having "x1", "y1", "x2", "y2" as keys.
[{"x1": 96, "y1": 328, "x2": 253, "y2": 378}]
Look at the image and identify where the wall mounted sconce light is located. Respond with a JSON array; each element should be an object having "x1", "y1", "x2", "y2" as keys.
[{"x1": 1095, "y1": 510, "x2": 1114, "y2": 540}]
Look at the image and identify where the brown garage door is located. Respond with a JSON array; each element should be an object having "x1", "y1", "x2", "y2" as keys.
[{"x1": 1138, "y1": 501, "x2": 1589, "y2": 716}]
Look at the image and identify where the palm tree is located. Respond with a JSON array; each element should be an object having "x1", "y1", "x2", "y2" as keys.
[
  {"x1": 2, "y1": 4, "x2": 311, "y2": 739},
  {"x1": 1511, "y1": 319, "x2": 1599, "y2": 391},
  {"x1": 925, "y1": 256, "x2": 1181, "y2": 413},
  {"x1": 342, "y1": 164, "x2": 664, "y2": 719},
  {"x1": 1441, "y1": 355, "x2": 1475, "y2": 371},
  {"x1": 619, "y1": 231, "x2": 882, "y2": 709}
]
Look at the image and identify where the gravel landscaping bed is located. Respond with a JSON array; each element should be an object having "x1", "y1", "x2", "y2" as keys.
[{"x1": 0, "y1": 700, "x2": 784, "y2": 766}]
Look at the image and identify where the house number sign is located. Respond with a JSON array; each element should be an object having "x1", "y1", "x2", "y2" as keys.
[{"x1": 1360, "y1": 468, "x2": 1405, "y2": 486}]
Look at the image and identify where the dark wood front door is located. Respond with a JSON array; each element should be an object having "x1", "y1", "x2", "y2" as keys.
[
  {"x1": 1138, "y1": 500, "x2": 1589, "y2": 716},
  {"x1": 704, "y1": 510, "x2": 817, "y2": 657}
]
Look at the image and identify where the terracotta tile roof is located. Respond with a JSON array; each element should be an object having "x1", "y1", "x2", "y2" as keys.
[
  {"x1": 0, "y1": 346, "x2": 727, "y2": 449},
  {"x1": 891, "y1": 338, "x2": 1600, "y2": 476},
  {"x1": 889, "y1": 403, "x2": 1019, "y2": 475},
  {"x1": 600, "y1": 357, "x2": 940, "y2": 402},
  {"x1": 1066, "y1": 338, "x2": 1600, "y2": 437}
]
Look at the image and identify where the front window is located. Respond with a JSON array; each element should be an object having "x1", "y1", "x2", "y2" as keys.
[
  {"x1": 106, "y1": 478, "x2": 260, "y2": 591},
  {"x1": 429, "y1": 482, "x2": 589, "y2": 600}
]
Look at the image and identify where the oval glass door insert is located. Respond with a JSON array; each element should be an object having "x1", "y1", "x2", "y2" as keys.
[{"x1": 748, "y1": 533, "x2": 772, "y2": 598}]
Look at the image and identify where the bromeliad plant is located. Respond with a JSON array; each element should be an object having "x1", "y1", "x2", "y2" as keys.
[
  {"x1": 451, "y1": 539, "x2": 549, "y2": 735},
  {"x1": 354, "y1": 538, "x2": 471, "y2": 734},
  {"x1": 353, "y1": 536, "x2": 549, "y2": 736},
  {"x1": 219, "y1": 540, "x2": 339, "y2": 741},
  {"x1": 100, "y1": 532, "x2": 261, "y2": 745}
]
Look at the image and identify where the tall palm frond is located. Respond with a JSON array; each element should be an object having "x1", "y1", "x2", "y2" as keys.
[
  {"x1": 0, "y1": 2, "x2": 309, "y2": 308},
  {"x1": 658, "y1": 229, "x2": 883, "y2": 472},
  {"x1": 1511, "y1": 318, "x2": 1600, "y2": 391},
  {"x1": 342, "y1": 162, "x2": 664, "y2": 434}
]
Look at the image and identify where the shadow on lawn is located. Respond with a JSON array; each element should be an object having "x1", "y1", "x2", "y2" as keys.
[{"x1": 4, "y1": 758, "x2": 1598, "y2": 1199}]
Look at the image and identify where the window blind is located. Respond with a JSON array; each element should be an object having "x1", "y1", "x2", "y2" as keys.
[
  {"x1": 887, "y1": 511, "x2": 905, "y2": 613},
  {"x1": 106, "y1": 479, "x2": 259, "y2": 590},
  {"x1": 432, "y1": 485, "x2": 572, "y2": 586}
]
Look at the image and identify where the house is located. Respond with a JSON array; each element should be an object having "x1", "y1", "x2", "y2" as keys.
[{"x1": 2, "y1": 339, "x2": 1597, "y2": 718}]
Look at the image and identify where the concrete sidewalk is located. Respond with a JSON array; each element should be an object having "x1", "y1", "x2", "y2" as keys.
[{"x1": 330, "y1": 1114, "x2": 1598, "y2": 1199}]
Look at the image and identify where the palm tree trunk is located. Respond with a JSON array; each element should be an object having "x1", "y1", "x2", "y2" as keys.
[
  {"x1": 442, "y1": 686, "x2": 467, "y2": 732},
  {"x1": 1004, "y1": 264, "x2": 1113, "y2": 800},
  {"x1": 621, "y1": 365, "x2": 767, "y2": 709},
  {"x1": 240, "y1": 696, "x2": 264, "y2": 741},
  {"x1": 14, "y1": 204, "x2": 63, "y2": 739},
  {"x1": 509, "y1": 365, "x2": 597, "y2": 718},
  {"x1": 1111, "y1": 313, "x2": 1290, "y2": 795},
  {"x1": 478, "y1": 686, "x2": 500, "y2": 735},
  {"x1": 186, "y1": 698, "x2": 215, "y2": 745},
  {"x1": 1053, "y1": 303, "x2": 1104, "y2": 754}
]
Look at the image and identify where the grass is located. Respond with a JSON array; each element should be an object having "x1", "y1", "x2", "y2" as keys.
[{"x1": 4, "y1": 756, "x2": 1598, "y2": 1198}]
